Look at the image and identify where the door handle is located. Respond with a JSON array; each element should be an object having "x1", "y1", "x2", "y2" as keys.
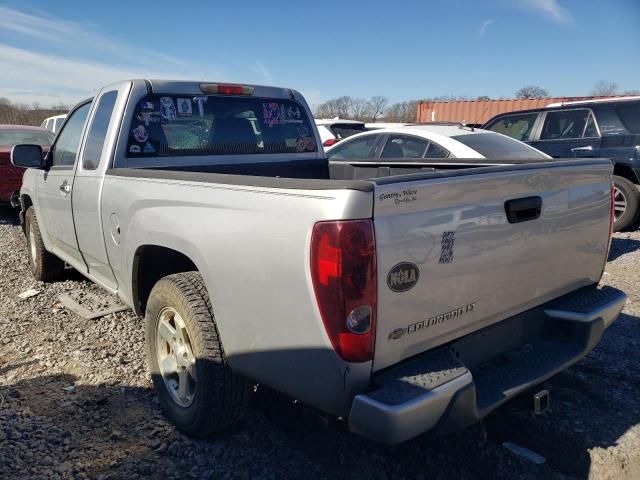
[
  {"x1": 571, "y1": 146, "x2": 593, "y2": 152},
  {"x1": 59, "y1": 180, "x2": 71, "y2": 195},
  {"x1": 505, "y1": 196, "x2": 542, "y2": 224}
]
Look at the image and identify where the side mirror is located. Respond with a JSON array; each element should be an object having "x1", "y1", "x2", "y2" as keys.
[{"x1": 11, "y1": 144, "x2": 46, "y2": 169}]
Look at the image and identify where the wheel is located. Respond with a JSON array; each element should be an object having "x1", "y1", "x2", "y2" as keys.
[
  {"x1": 612, "y1": 175, "x2": 640, "y2": 232},
  {"x1": 145, "y1": 271, "x2": 249, "y2": 436},
  {"x1": 25, "y1": 207, "x2": 64, "y2": 282}
]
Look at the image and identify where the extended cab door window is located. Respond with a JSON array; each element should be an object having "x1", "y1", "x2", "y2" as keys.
[
  {"x1": 485, "y1": 112, "x2": 539, "y2": 141},
  {"x1": 82, "y1": 91, "x2": 118, "y2": 170}
]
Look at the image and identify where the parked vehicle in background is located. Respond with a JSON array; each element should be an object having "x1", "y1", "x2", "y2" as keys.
[
  {"x1": 325, "y1": 124, "x2": 550, "y2": 179},
  {"x1": 11, "y1": 79, "x2": 624, "y2": 445},
  {"x1": 0, "y1": 125, "x2": 53, "y2": 205},
  {"x1": 483, "y1": 97, "x2": 640, "y2": 231},
  {"x1": 315, "y1": 118, "x2": 367, "y2": 147},
  {"x1": 40, "y1": 114, "x2": 67, "y2": 133},
  {"x1": 365, "y1": 122, "x2": 410, "y2": 130}
]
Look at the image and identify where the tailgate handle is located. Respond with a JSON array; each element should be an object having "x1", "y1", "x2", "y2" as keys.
[{"x1": 504, "y1": 196, "x2": 542, "y2": 223}]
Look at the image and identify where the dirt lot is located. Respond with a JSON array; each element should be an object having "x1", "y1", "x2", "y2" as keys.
[{"x1": 1, "y1": 205, "x2": 639, "y2": 480}]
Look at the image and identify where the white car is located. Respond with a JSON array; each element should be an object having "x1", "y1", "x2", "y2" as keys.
[
  {"x1": 325, "y1": 123, "x2": 550, "y2": 162},
  {"x1": 40, "y1": 114, "x2": 67, "y2": 133},
  {"x1": 314, "y1": 118, "x2": 367, "y2": 147},
  {"x1": 364, "y1": 122, "x2": 410, "y2": 130}
]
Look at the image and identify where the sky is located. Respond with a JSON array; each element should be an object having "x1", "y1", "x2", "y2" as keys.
[{"x1": 0, "y1": 0, "x2": 638, "y2": 108}]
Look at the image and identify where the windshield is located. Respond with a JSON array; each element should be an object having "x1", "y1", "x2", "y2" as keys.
[
  {"x1": 452, "y1": 132, "x2": 548, "y2": 160},
  {"x1": 0, "y1": 129, "x2": 54, "y2": 146},
  {"x1": 127, "y1": 95, "x2": 317, "y2": 158}
]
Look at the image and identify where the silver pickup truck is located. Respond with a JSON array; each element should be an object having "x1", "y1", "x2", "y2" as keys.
[{"x1": 12, "y1": 79, "x2": 626, "y2": 444}]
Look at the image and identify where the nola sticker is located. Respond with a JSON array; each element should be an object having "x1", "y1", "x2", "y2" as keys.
[
  {"x1": 387, "y1": 262, "x2": 420, "y2": 292},
  {"x1": 129, "y1": 144, "x2": 141, "y2": 154},
  {"x1": 132, "y1": 125, "x2": 148, "y2": 143}
]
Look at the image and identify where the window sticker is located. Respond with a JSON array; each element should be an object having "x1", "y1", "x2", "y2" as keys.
[
  {"x1": 303, "y1": 136, "x2": 316, "y2": 151},
  {"x1": 295, "y1": 138, "x2": 305, "y2": 152},
  {"x1": 263, "y1": 102, "x2": 282, "y2": 127},
  {"x1": 160, "y1": 97, "x2": 177, "y2": 120},
  {"x1": 137, "y1": 111, "x2": 162, "y2": 126},
  {"x1": 140, "y1": 100, "x2": 155, "y2": 110},
  {"x1": 193, "y1": 96, "x2": 207, "y2": 117},
  {"x1": 129, "y1": 144, "x2": 141, "y2": 153},
  {"x1": 285, "y1": 105, "x2": 302, "y2": 123},
  {"x1": 177, "y1": 98, "x2": 193, "y2": 116},
  {"x1": 297, "y1": 125, "x2": 309, "y2": 137},
  {"x1": 132, "y1": 125, "x2": 149, "y2": 143},
  {"x1": 143, "y1": 142, "x2": 156, "y2": 154}
]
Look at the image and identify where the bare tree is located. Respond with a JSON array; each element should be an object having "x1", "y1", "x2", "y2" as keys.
[
  {"x1": 515, "y1": 85, "x2": 549, "y2": 99},
  {"x1": 315, "y1": 95, "x2": 390, "y2": 122},
  {"x1": 368, "y1": 96, "x2": 388, "y2": 121},
  {"x1": 590, "y1": 80, "x2": 619, "y2": 96},
  {"x1": 0, "y1": 99, "x2": 71, "y2": 126},
  {"x1": 383, "y1": 100, "x2": 420, "y2": 122},
  {"x1": 347, "y1": 97, "x2": 370, "y2": 120},
  {"x1": 315, "y1": 96, "x2": 353, "y2": 119}
]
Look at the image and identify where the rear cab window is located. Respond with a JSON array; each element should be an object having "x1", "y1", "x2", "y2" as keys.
[
  {"x1": 127, "y1": 95, "x2": 317, "y2": 158},
  {"x1": 452, "y1": 133, "x2": 548, "y2": 160}
]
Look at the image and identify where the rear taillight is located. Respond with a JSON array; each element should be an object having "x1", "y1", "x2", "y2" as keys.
[
  {"x1": 311, "y1": 220, "x2": 377, "y2": 363},
  {"x1": 323, "y1": 138, "x2": 339, "y2": 147}
]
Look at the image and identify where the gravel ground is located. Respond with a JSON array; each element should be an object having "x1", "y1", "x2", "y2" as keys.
[{"x1": 0, "y1": 204, "x2": 638, "y2": 480}]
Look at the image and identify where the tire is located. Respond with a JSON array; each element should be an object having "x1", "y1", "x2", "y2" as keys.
[
  {"x1": 612, "y1": 175, "x2": 640, "y2": 232},
  {"x1": 145, "y1": 271, "x2": 249, "y2": 436},
  {"x1": 25, "y1": 207, "x2": 65, "y2": 282}
]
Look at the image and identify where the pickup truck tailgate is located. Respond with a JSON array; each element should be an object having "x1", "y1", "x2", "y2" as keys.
[{"x1": 372, "y1": 160, "x2": 612, "y2": 371}]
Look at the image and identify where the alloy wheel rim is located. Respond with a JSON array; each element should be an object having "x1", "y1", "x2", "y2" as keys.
[
  {"x1": 613, "y1": 186, "x2": 626, "y2": 221},
  {"x1": 155, "y1": 306, "x2": 197, "y2": 407}
]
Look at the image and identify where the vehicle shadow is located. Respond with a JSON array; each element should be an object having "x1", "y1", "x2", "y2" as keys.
[
  {"x1": 608, "y1": 237, "x2": 640, "y2": 262},
  {"x1": 2, "y1": 310, "x2": 638, "y2": 480},
  {"x1": 0, "y1": 205, "x2": 19, "y2": 225}
]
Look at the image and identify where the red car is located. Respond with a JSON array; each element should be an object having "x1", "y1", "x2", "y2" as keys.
[{"x1": 0, "y1": 125, "x2": 54, "y2": 205}]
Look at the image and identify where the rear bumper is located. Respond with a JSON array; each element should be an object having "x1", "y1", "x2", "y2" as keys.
[{"x1": 348, "y1": 286, "x2": 626, "y2": 445}]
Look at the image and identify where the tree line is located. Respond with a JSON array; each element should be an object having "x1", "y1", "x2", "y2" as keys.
[
  {"x1": 0, "y1": 79, "x2": 637, "y2": 126},
  {"x1": 0, "y1": 98, "x2": 70, "y2": 126},
  {"x1": 314, "y1": 80, "x2": 639, "y2": 123}
]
